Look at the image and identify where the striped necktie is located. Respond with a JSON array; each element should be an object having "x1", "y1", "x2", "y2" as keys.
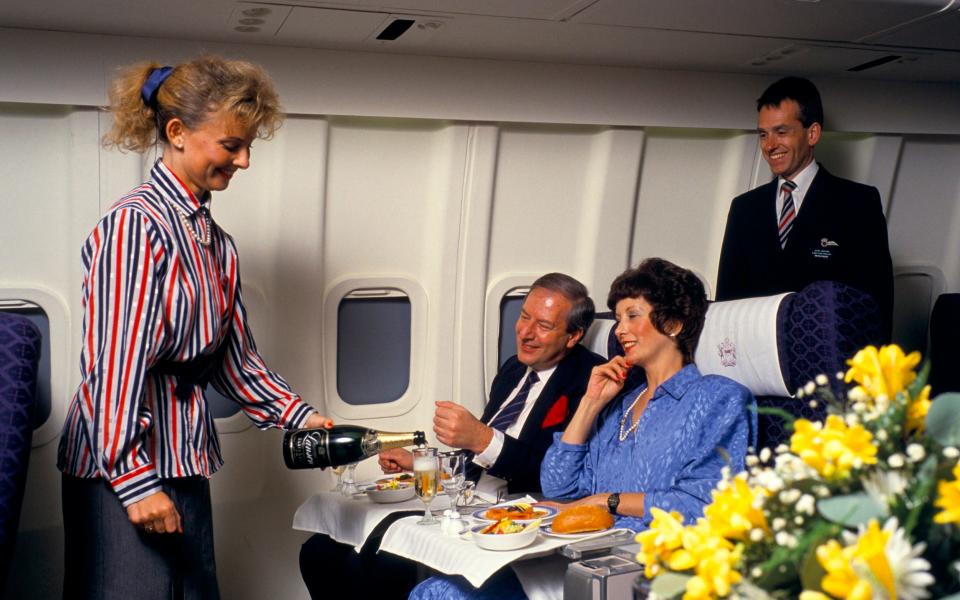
[
  {"x1": 464, "y1": 370, "x2": 540, "y2": 483},
  {"x1": 778, "y1": 180, "x2": 798, "y2": 249},
  {"x1": 488, "y1": 371, "x2": 540, "y2": 432}
]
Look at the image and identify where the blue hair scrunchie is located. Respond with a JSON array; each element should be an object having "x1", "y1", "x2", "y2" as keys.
[{"x1": 140, "y1": 66, "x2": 174, "y2": 109}]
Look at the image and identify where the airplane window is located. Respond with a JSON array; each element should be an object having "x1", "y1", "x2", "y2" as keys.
[
  {"x1": 0, "y1": 301, "x2": 51, "y2": 428},
  {"x1": 337, "y1": 291, "x2": 411, "y2": 405},
  {"x1": 498, "y1": 288, "x2": 528, "y2": 367}
]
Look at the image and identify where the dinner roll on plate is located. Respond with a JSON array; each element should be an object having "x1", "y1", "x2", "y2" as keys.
[{"x1": 551, "y1": 505, "x2": 614, "y2": 534}]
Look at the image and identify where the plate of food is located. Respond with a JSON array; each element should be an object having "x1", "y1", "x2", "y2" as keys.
[
  {"x1": 471, "y1": 502, "x2": 557, "y2": 524},
  {"x1": 539, "y1": 505, "x2": 614, "y2": 538},
  {"x1": 362, "y1": 473, "x2": 415, "y2": 503},
  {"x1": 470, "y1": 519, "x2": 541, "y2": 551}
]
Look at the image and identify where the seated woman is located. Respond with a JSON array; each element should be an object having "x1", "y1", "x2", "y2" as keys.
[{"x1": 409, "y1": 258, "x2": 756, "y2": 600}]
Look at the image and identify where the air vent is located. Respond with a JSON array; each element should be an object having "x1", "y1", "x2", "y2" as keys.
[
  {"x1": 228, "y1": 2, "x2": 291, "y2": 36},
  {"x1": 365, "y1": 14, "x2": 449, "y2": 46},
  {"x1": 376, "y1": 18, "x2": 415, "y2": 41},
  {"x1": 848, "y1": 55, "x2": 903, "y2": 72}
]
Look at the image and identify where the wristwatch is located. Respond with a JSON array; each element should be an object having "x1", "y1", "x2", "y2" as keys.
[{"x1": 607, "y1": 492, "x2": 620, "y2": 515}]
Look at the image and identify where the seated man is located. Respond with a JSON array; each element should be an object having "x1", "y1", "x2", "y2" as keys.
[
  {"x1": 300, "y1": 272, "x2": 604, "y2": 600},
  {"x1": 410, "y1": 258, "x2": 756, "y2": 600}
]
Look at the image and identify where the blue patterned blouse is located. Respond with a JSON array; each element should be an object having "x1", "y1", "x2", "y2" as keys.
[{"x1": 540, "y1": 363, "x2": 756, "y2": 531}]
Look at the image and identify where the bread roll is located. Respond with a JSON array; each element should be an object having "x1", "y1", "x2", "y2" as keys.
[{"x1": 552, "y1": 505, "x2": 614, "y2": 534}]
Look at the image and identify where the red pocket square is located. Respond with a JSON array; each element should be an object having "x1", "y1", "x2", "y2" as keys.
[{"x1": 541, "y1": 395, "x2": 568, "y2": 429}]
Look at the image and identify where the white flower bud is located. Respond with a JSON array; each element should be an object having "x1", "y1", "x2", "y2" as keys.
[
  {"x1": 804, "y1": 381, "x2": 817, "y2": 395},
  {"x1": 887, "y1": 454, "x2": 905, "y2": 469},
  {"x1": 944, "y1": 447, "x2": 960, "y2": 459},
  {"x1": 746, "y1": 455, "x2": 759, "y2": 467},
  {"x1": 779, "y1": 489, "x2": 801, "y2": 504},
  {"x1": 775, "y1": 444, "x2": 789, "y2": 455},
  {"x1": 772, "y1": 517, "x2": 786, "y2": 531},
  {"x1": 796, "y1": 494, "x2": 816, "y2": 515},
  {"x1": 816, "y1": 374, "x2": 829, "y2": 386},
  {"x1": 751, "y1": 567, "x2": 763, "y2": 578},
  {"x1": 794, "y1": 515, "x2": 805, "y2": 526},
  {"x1": 906, "y1": 443, "x2": 925, "y2": 462},
  {"x1": 749, "y1": 528, "x2": 765, "y2": 542},
  {"x1": 760, "y1": 448, "x2": 772, "y2": 463},
  {"x1": 876, "y1": 430, "x2": 888, "y2": 442},
  {"x1": 836, "y1": 371, "x2": 845, "y2": 380}
]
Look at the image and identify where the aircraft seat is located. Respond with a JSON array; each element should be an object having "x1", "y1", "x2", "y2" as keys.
[
  {"x1": 0, "y1": 311, "x2": 41, "y2": 589},
  {"x1": 929, "y1": 293, "x2": 960, "y2": 395},
  {"x1": 590, "y1": 280, "x2": 882, "y2": 451}
]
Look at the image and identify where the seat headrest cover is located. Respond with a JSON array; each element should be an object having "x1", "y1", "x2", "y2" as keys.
[
  {"x1": 582, "y1": 316, "x2": 615, "y2": 359},
  {"x1": 695, "y1": 293, "x2": 792, "y2": 396}
]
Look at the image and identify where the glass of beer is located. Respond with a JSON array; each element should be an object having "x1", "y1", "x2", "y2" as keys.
[{"x1": 412, "y1": 447, "x2": 439, "y2": 525}]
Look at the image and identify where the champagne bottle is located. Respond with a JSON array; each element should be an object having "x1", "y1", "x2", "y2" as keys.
[{"x1": 283, "y1": 425, "x2": 427, "y2": 469}]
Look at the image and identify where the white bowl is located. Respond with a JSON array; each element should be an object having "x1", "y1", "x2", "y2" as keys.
[
  {"x1": 363, "y1": 476, "x2": 416, "y2": 503},
  {"x1": 470, "y1": 523, "x2": 539, "y2": 551}
]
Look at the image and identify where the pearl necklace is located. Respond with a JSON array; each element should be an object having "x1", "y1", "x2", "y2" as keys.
[
  {"x1": 618, "y1": 385, "x2": 649, "y2": 442},
  {"x1": 175, "y1": 206, "x2": 212, "y2": 246}
]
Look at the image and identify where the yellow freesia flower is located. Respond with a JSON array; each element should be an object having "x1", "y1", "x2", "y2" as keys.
[
  {"x1": 845, "y1": 344, "x2": 920, "y2": 401},
  {"x1": 703, "y1": 474, "x2": 769, "y2": 540},
  {"x1": 850, "y1": 520, "x2": 897, "y2": 599},
  {"x1": 636, "y1": 508, "x2": 688, "y2": 578},
  {"x1": 905, "y1": 384, "x2": 931, "y2": 435},
  {"x1": 816, "y1": 538, "x2": 873, "y2": 600},
  {"x1": 791, "y1": 415, "x2": 878, "y2": 480},
  {"x1": 934, "y1": 462, "x2": 960, "y2": 525}
]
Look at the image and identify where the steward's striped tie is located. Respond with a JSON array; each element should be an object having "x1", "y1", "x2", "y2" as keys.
[{"x1": 778, "y1": 180, "x2": 798, "y2": 249}]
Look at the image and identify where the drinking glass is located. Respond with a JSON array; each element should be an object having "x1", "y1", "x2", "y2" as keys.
[
  {"x1": 412, "y1": 447, "x2": 439, "y2": 525},
  {"x1": 340, "y1": 462, "x2": 359, "y2": 497},
  {"x1": 331, "y1": 465, "x2": 346, "y2": 493},
  {"x1": 439, "y1": 451, "x2": 466, "y2": 513}
]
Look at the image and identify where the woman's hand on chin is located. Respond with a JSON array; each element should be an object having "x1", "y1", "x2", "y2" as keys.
[{"x1": 582, "y1": 356, "x2": 632, "y2": 412}]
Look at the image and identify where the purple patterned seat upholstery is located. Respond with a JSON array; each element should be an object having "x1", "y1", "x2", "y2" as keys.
[
  {"x1": 758, "y1": 280, "x2": 883, "y2": 450},
  {"x1": 0, "y1": 312, "x2": 41, "y2": 589}
]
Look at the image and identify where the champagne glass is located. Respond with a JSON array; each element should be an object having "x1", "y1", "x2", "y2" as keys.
[
  {"x1": 439, "y1": 451, "x2": 466, "y2": 512},
  {"x1": 340, "y1": 462, "x2": 359, "y2": 497},
  {"x1": 331, "y1": 465, "x2": 346, "y2": 493},
  {"x1": 412, "y1": 447, "x2": 439, "y2": 525}
]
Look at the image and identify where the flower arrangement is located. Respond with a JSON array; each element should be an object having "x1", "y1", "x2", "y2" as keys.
[{"x1": 637, "y1": 345, "x2": 960, "y2": 600}]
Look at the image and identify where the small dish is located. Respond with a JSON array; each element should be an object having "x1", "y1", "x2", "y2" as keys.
[
  {"x1": 361, "y1": 475, "x2": 416, "y2": 503},
  {"x1": 470, "y1": 522, "x2": 539, "y2": 551},
  {"x1": 471, "y1": 503, "x2": 557, "y2": 523}
]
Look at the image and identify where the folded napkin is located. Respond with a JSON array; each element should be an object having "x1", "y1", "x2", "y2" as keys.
[
  {"x1": 379, "y1": 514, "x2": 629, "y2": 588},
  {"x1": 292, "y1": 491, "x2": 451, "y2": 550}
]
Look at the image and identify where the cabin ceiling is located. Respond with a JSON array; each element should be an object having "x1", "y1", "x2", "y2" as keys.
[{"x1": 2, "y1": 0, "x2": 959, "y2": 82}]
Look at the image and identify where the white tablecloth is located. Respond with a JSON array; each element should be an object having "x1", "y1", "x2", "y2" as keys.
[
  {"x1": 292, "y1": 491, "x2": 450, "y2": 550},
  {"x1": 379, "y1": 515, "x2": 631, "y2": 589}
]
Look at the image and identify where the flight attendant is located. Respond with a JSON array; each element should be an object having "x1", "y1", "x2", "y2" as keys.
[{"x1": 57, "y1": 55, "x2": 332, "y2": 599}]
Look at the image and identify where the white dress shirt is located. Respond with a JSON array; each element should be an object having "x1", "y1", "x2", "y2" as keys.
[
  {"x1": 473, "y1": 364, "x2": 557, "y2": 498},
  {"x1": 776, "y1": 160, "x2": 819, "y2": 220}
]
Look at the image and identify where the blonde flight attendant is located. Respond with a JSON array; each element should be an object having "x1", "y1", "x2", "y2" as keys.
[{"x1": 57, "y1": 56, "x2": 332, "y2": 599}]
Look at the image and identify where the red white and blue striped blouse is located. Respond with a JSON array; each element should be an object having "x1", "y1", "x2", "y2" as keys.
[{"x1": 58, "y1": 160, "x2": 317, "y2": 507}]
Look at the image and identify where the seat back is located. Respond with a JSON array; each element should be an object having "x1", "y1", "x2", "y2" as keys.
[
  {"x1": 929, "y1": 293, "x2": 960, "y2": 395},
  {"x1": 0, "y1": 311, "x2": 41, "y2": 589}
]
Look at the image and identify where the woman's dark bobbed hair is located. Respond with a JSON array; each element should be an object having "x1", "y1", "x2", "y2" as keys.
[{"x1": 606, "y1": 257, "x2": 708, "y2": 364}]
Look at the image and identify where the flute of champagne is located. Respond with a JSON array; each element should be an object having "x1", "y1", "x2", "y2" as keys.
[{"x1": 412, "y1": 447, "x2": 439, "y2": 525}]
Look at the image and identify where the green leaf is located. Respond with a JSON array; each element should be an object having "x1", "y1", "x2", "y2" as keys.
[
  {"x1": 926, "y1": 393, "x2": 960, "y2": 446},
  {"x1": 735, "y1": 580, "x2": 777, "y2": 599},
  {"x1": 817, "y1": 493, "x2": 886, "y2": 526},
  {"x1": 908, "y1": 359, "x2": 931, "y2": 399},
  {"x1": 650, "y1": 571, "x2": 692, "y2": 599},
  {"x1": 799, "y1": 543, "x2": 826, "y2": 592}
]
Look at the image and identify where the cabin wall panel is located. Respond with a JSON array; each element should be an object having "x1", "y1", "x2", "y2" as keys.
[
  {"x1": 631, "y1": 129, "x2": 756, "y2": 296},
  {"x1": 887, "y1": 136, "x2": 960, "y2": 292}
]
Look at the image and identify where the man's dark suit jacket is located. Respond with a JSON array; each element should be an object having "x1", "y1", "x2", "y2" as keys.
[
  {"x1": 716, "y1": 165, "x2": 893, "y2": 338},
  {"x1": 480, "y1": 343, "x2": 604, "y2": 494}
]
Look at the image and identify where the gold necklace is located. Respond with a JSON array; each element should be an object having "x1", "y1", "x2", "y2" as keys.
[{"x1": 618, "y1": 385, "x2": 648, "y2": 442}]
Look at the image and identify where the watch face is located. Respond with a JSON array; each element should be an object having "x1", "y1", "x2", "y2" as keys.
[{"x1": 607, "y1": 493, "x2": 620, "y2": 514}]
